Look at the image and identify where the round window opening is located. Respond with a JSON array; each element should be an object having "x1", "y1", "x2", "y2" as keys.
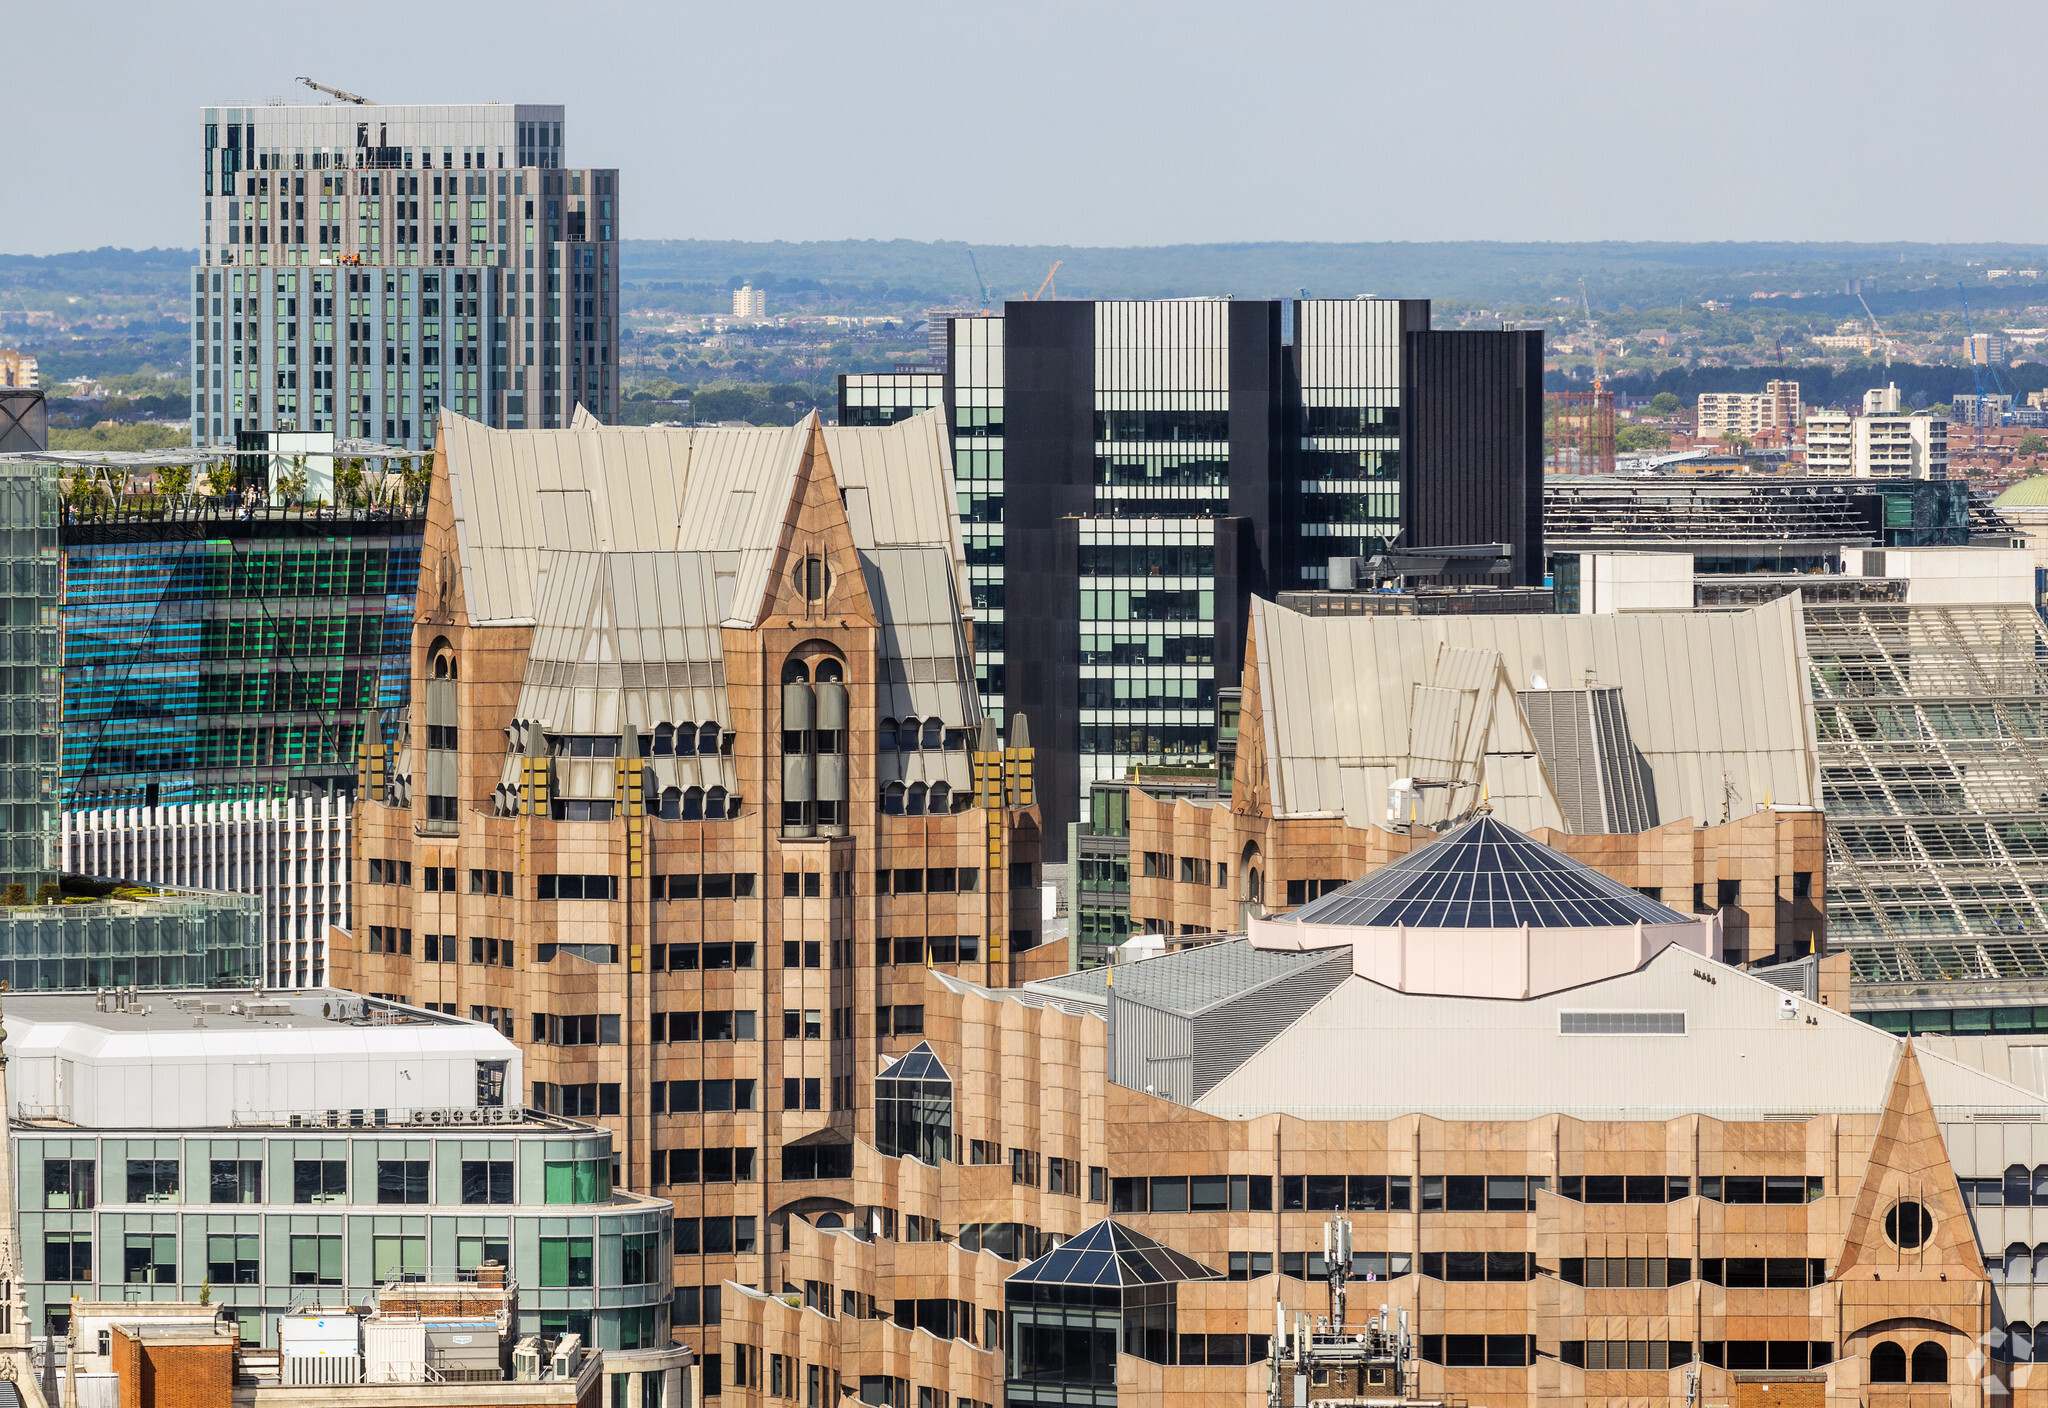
[{"x1": 1885, "y1": 1200, "x2": 1934, "y2": 1250}]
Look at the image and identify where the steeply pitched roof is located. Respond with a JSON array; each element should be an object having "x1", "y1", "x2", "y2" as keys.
[
  {"x1": 1250, "y1": 592, "x2": 1817, "y2": 833},
  {"x1": 1006, "y1": 1220, "x2": 1221, "y2": 1287},
  {"x1": 438, "y1": 410, "x2": 964, "y2": 626},
  {"x1": 1278, "y1": 813, "x2": 1690, "y2": 930}
]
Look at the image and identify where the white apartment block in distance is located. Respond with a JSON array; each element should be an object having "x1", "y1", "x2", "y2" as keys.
[
  {"x1": 1695, "y1": 379, "x2": 1801, "y2": 439},
  {"x1": 731, "y1": 284, "x2": 766, "y2": 317},
  {"x1": 1805, "y1": 383, "x2": 1948, "y2": 479},
  {"x1": 62, "y1": 797, "x2": 349, "y2": 991},
  {"x1": 192, "y1": 101, "x2": 621, "y2": 453}
]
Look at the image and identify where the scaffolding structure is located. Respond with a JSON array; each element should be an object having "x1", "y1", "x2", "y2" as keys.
[
  {"x1": 1546, "y1": 387, "x2": 1615, "y2": 476},
  {"x1": 1806, "y1": 601, "x2": 2048, "y2": 984}
]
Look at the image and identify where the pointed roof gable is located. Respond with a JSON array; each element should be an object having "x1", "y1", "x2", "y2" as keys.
[{"x1": 1835, "y1": 1041, "x2": 1985, "y2": 1281}]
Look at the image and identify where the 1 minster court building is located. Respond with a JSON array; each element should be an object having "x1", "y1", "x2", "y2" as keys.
[{"x1": 334, "y1": 407, "x2": 1049, "y2": 1380}]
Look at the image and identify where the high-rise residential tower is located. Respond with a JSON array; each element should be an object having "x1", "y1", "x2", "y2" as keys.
[
  {"x1": 937, "y1": 298, "x2": 1544, "y2": 858},
  {"x1": 191, "y1": 100, "x2": 620, "y2": 453}
]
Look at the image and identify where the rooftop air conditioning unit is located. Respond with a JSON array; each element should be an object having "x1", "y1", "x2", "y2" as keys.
[
  {"x1": 512, "y1": 1337, "x2": 543, "y2": 1382},
  {"x1": 551, "y1": 1333, "x2": 583, "y2": 1381}
]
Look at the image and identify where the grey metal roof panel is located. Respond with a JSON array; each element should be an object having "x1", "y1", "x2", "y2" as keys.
[
  {"x1": 1252, "y1": 592, "x2": 1817, "y2": 834},
  {"x1": 1026, "y1": 938, "x2": 1350, "y2": 1018},
  {"x1": 1005, "y1": 1219, "x2": 1221, "y2": 1287},
  {"x1": 1278, "y1": 813, "x2": 1690, "y2": 930}
]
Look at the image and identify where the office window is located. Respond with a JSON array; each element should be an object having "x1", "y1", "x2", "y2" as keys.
[
  {"x1": 125, "y1": 1159, "x2": 179, "y2": 1204},
  {"x1": 209, "y1": 1159, "x2": 261, "y2": 1205},
  {"x1": 290, "y1": 1234, "x2": 344, "y2": 1286},
  {"x1": 44, "y1": 1233, "x2": 91, "y2": 1282},
  {"x1": 545, "y1": 1157, "x2": 611, "y2": 1204},
  {"x1": 294, "y1": 1159, "x2": 346, "y2": 1204},
  {"x1": 539, "y1": 1236, "x2": 594, "y2": 1288},
  {"x1": 44, "y1": 1158, "x2": 96, "y2": 1210},
  {"x1": 207, "y1": 1233, "x2": 260, "y2": 1285},
  {"x1": 124, "y1": 1232, "x2": 177, "y2": 1285},
  {"x1": 377, "y1": 1159, "x2": 431, "y2": 1204},
  {"x1": 461, "y1": 1159, "x2": 514, "y2": 1205},
  {"x1": 372, "y1": 1234, "x2": 426, "y2": 1283}
]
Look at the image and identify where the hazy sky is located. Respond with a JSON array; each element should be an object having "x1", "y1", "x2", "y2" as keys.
[{"x1": 8, "y1": 0, "x2": 2046, "y2": 254}]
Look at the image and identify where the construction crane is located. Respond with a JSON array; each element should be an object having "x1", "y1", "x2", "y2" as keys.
[
  {"x1": 1855, "y1": 290, "x2": 1893, "y2": 367},
  {"x1": 1032, "y1": 260, "x2": 1062, "y2": 301},
  {"x1": 1959, "y1": 281, "x2": 2012, "y2": 429},
  {"x1": 296, "y1": 76, "x2": 373, "y2": 105},
  {"x1": 965, "y1": 249, "x2": 993, "y2": 309}
]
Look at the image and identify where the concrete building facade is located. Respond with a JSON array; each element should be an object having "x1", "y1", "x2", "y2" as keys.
[{"x1": 1695, "y1": 380, "x2": 1801, "y2": 441}]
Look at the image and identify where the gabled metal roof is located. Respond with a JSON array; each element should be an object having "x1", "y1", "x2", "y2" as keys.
[
  {"x1": 1278, "y1": 813, "x2": 1689, "y2": 930},
  {"x1": 1006, "y1": 1220, "x2": 1220, "y2": 1288}
]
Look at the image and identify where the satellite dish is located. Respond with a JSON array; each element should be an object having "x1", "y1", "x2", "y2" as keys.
[{"x1": 1530, "y1": 673, "x2": 1548, "y2": 690}]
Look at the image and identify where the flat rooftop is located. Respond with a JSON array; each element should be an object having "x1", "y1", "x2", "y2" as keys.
[{"x1": 2, "y1": 988, "x2": 464, "y2": 1036}]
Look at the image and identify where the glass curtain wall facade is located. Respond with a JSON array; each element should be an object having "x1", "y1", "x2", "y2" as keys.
[
  {"x1": 874, "y1": 1042, "x2": 953, "y2": 1165},
  {"x1": 0, "y1": 459, "x2": 60, "y2": 894},
  {"x1": 1294, "y1": 298, "x2": 1406, "y2": 582},
  {"x1": 62, "y1": 518, "x2": 421, "y2": 808},
  {"x1": 193, "y1": 103, "x2": 620, "y2": 451},
  {"x1": 837, "y1": 373, "x2": 944, "y2": 427},
  {"x1": 952, "y1": 318, "x2": 1007, "y2": 711}
]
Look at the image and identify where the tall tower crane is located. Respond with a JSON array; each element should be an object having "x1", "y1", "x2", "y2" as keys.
[
  {"x1": 1855, "y1": 291, "x2": 1893, "y2": 368},
  {"x1": 296, "y1": 76, "x2": 374, "y2": 105},
  {"x1": 1959, "y1": 282, "x2": 2012, "y2": 429}
]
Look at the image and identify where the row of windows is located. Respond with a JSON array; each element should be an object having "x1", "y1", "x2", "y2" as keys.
[
  {"x1": 1079, "y1": 635, "x2": 1216, "y2": 668},
  {"x1": 657, "y1": 1147, "x2": 757, "y2": 1185},
  {"x1": 1097, "y1": 1171, "x2": 1830, "y2": 1215},
  {"x1": 652, "y1": 1079, "x2": 757, "y2": 1114},
  {"x1": 1076, "y1": 545, "x2": 1218, "y2": 577},
  {"x1": 42, "y1": 1155, "x2": 601, "y2": 1209},
  {"x1": 882, "y1": 935, "x2": 983, "y2": 965},
  {"x1": 1079, "y1": 589, "x2": 1212, "y2": 623},
  {"x1": 649, "y1": 873, "x2": 758, "y2": 901},
  {"x1": 652, "y1": 941, "x2": 757, "y2": 971},
  {"x1": 651, "y1": 1010, "x2": 760, "y2": 1042}
]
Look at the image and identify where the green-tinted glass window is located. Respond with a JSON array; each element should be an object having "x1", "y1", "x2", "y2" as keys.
[{"x1": 538, "y1": 1236, "x2": 593, "y2": 1288}]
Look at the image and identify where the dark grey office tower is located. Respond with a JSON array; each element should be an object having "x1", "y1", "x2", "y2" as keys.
[{"x1": 945, "y1": 299, "x2": 1542, "y2": 863}]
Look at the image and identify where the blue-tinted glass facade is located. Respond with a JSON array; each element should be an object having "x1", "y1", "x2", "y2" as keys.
[{"x1": 61, "y1": 510, "x2": 421, "y2": 808}]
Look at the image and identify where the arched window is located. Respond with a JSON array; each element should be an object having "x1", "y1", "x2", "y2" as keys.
[
  {"x1": 706, "y1": 786, "x2": 728, "y2": 820},
  {"x1": 433, "y1": 654, "x2": 449, "y2": 678},
  {"x1": 1911, "y1": 1342, "x2": 1947, "y2": 1383},
  {"x1": 2007, "y1": 1164, "x2": 2032, "y2": 1207},
  {"x1": 882, "y1": 782, "x2": 905, "y2": 816},
  {"x1": 682, "y1": 787, "x2": 704, "y2": 821},
  {"x1": 1870, "y1": 1343, "x2": 1906, "y2": 1383},
  {"x1": 901, "y1": 716, "x2": 922, "y2": 751},
  {"x1": 653, "y1": 723, "x2": 674, "y2": 756},
  {"x1": 2014, "y1": 1323, "x2": 2036, "y2": 1364},
  {"x1": 816, "y1": 1212, "x2": 844, "y2": 1230},
  {"x1": 699, "y1": 722, "x2": 721, "y2": 755},
  {"x1": 673, "y1": 722, "x2": 696, "y2": 756},
  {"x1": 929, "y1": 782, "x2": 951, "y2": 814},
  {"x1": 814, "y1": 658, "x2": 843, "y2": 683},
  {"x1": 782, "y1": 659, "x2": 811, "y2": 684},
  {"x1": 2008, "y1": 1242, "x2": 2033, "y2": 1283},
  {"x1": 907, "y1": 783, "x2": 927, "y2": 817},
  {"x1": 879, "y1": 718, "x2": 898, "y2": 751},
  {"x1": 659, "y1": 787, "x2": 682, "y2": 821},
  {"x1": 922, "y1": 718, "x2": 943, "y2": 750}
]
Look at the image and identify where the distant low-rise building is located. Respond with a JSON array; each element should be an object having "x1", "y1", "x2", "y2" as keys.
[
  {"x1": 1805, "y1": 384, "x2": 1947, "y2": 479},
  {"x1": 1965, "y1": 331, "x2": 2010, "y2": 364},
  {"x1": 1695, "y1": 380, "x2": 1800, "y2": 440}
]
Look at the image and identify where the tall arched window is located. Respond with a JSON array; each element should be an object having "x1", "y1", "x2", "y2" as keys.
[
  {"x1": 699, "y1": 722, "x2": 721, "y2": 755},
  {"x1": 921, "y1": 718, "x2": 943, "y2": 750},
  {"x1": 659, "y1": 787, "x2": 681, "y2": 820},
  {"x1": 706, "y1": 786, "x2": 728, "y2": 820},
  {"x1": 1911, "y1": 1343, "x2": 1947, "y2": 1383},
  {"x1": 929, "y1": 782, "x2": 951, "y2": 814},
  {"x1": 907, "y1": 783, "x2": 927, "y2": 817},
  {"x1": 882, "y1": 782, "x2": 905, "y2": 816},
  {"x1": 814, "y1": 658, "x2": 844, "y2": 683},
  {"x1": 653, "y1": 723, "x2": 674, "y2": 756},
  {"x1": 682, "y1": 787, "x2": 704, "y2": 821},
  {"x1": 1870, "y1": 1343, "x2": 1906, "y2": 1383},
  {"x1": 2008, "y1": 1242, "x2": 2033, "y2": 1283}
]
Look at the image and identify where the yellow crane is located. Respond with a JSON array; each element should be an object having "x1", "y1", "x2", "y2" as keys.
[{"x1": 1031, "y1": 260, "x2": 1062, "y2": 301}]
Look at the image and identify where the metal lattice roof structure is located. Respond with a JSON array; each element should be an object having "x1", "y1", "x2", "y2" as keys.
[
  {"x1": 1006, "y1": 1220, "x2": 1221, "y2": 1288},
  {"x1": 1026, "y1": 937, "x2": 1347, "y2": 1015},
  {"x1": 1277, "y1": 814, "x2": 1690, "y2": 930}
]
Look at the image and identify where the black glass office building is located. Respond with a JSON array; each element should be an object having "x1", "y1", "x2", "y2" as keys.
[{"x1": 947, "y1": 299, "x2": 1542, "y2": 860}]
